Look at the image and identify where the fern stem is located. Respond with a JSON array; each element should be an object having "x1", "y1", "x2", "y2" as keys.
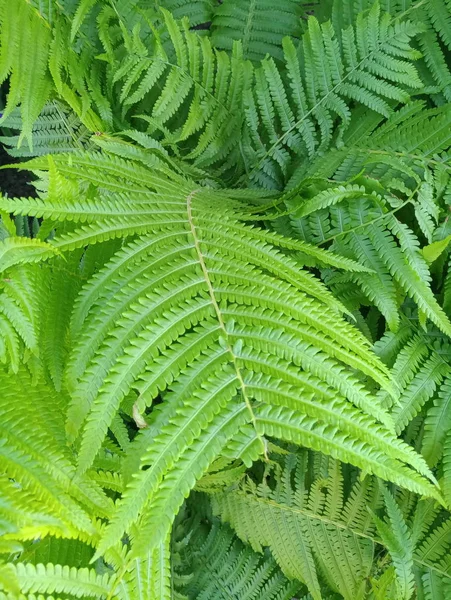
[
  {"x1": 242, "y1": 0, "x2": 257, "y2": 58},
  {"x1": 396, "y1": 0, "x2": 428, "y2": 19},
  {"x1": 364, "y1": 148, "x2": 451, "y2": 168},
  {"x1": 186, "y1": 189, "x2": 268, "y2": 460}
]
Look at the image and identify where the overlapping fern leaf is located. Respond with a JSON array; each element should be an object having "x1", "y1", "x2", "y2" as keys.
[
  {"x1": 111, "y1": 8, "x2": 251, "y2": 174},
  {"x1": 0, "y1": 150, "x2": 442, "y2": 562},
  {"x1": 268, "y1": 172, "x2": 451, "y2": 336},
  {"x1": 372, "y1": 312, "x2": 451, "y2": 506},
  {"x1": 0, "y1": 0, "x2": 428, "y2": 187},
  {"x1": 173, "y1": 513, "x2": 302, "y2": 599},
  {"x1": 0, "y1": 0, "x2": 53, "y2": 149},
  {"x1": 212, "y1": 451, "x2": 377, "y2": 600},
  {"x1": 0, "y1": 366, "x2": 112, "y2": 545},
  {"x1": 0, "y1": 215, "x2": 47, "y2": 372},
  {"x1": 0, "y1": 103, "x2": 92, "y2": 158},
  {"x1": 212, "y1": 449, "x2": 451, "y2": 598}
]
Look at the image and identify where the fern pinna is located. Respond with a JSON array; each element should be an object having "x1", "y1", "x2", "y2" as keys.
[{"x1": 3, "y1": 0, "x2": 451, "y2": 598}]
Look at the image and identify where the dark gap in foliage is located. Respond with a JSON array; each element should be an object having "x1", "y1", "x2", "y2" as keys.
[{"x1": 0, "y1": 143, "x2": 35, "y2": 199}]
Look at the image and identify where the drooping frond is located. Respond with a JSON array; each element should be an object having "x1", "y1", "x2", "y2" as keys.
[{"x1": 0, "y1": 0, "x2": 53, "y2": 149}]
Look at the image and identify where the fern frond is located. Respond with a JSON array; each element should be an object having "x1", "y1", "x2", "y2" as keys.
[
  {"x1": 372, "y1": 486, "x2": 415, "y2": 600},
  {"x1": 161, "y1": 0, "x2": 214, "y2": 27},
  {"x1": 242, "y1": 4, "x2": 423, "y2": 188},
  {"x1": 0, "y1": 0, "x2": 53, "y2": 148},
  {"x1": 275, "y1": 178, "x2": 451, "y2": 335},
  {"x1": 323, "y1": 0, "x2": 451, "y2": 106},
  {"x1": 210, "y1": 0, "x2": 303, "y2": 62},
  {"x1": 374, "y1": 319, "x2": 451, "y2": 473},
  {"x1": 214, "y1": 451, "x2": 451, "y2": 597},
  {"x1": 176, "y1": 517, "x2": 301, "y2": 600},
  {"x1": 18, "y1": 536, "x2": 94, "y2": 568},
  {"x1": 0, "y1": 236, "x2": 59, "y2": 273},
  {"x1": 443, "y1": 431, "x2": 451, "y2": 508},
  {"x1": 0, "y1": 366, "x2": 112, "y2": 543},
  {"x1": 212, "y1": 452, "x2": 376, "y2": 599},
  {"x1": 0, "y1": 103, "x2": 91, "y2": 158},
  {"x1": 115, "y1": 536, "x2": 172, "y2": 600},
  {"x1": 0, "y1": 263, "x2": 43, "y2": 370},
  {"x1": 3, "y1": 563, "x2": 112, "y2": 597},
  {"x1": 2, "y1": 151, "x2": 440, "y2": 563}
]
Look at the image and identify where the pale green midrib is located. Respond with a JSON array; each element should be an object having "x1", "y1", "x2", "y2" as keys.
[{"x1": 186, "y1": 189, "x2": 267, "y2": 457}]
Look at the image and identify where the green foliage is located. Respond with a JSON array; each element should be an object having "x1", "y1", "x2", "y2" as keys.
[
  {"x1": 210, "y1": 0, "x2": 304, "y2": 62},
  {"x1": 0, "y1": 103, "x2": 92, "y2": 158},
  {"x1": 2, "y1": 0, "x2": 451, "y2": 598},
  {"x1": 174, "y1": 514, "x2": 302, "y2": 599},
  {"x1": 213, "y1": 451, "x2": 451, "y2": 597},
  {"x1": 0, "y1": 0, "x2": 52, "y2": 148}
]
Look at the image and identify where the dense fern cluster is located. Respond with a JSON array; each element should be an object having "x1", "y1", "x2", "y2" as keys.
[{"x1": 2, "y1": 0, "x2": 451, "y2": 598}]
